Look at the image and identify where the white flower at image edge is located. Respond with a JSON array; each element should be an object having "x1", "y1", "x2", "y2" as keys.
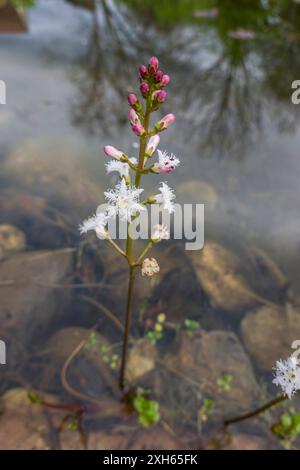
[
  {"x1": 104, "y1": 179, "x2": 145, "y2": 222},
  {"x1": 155, "y1": 182, "x2": 176, "y2": 213},
  {"x1": 273, "y1": 356, "x2": 300, "y2": 399},
  {"x1": 105, "y1": 158, "x2": 137, "y2": 178},
  {"x1": 79, "y1": 211, "x2": 108, "y2": 238}
]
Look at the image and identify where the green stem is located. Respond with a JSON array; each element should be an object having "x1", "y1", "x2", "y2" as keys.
[
  {"x1": 224, "y1": 395, "x2": 286, "y2": 426},
  {"x1": 136, "y1": 240, "x2": 154, "y2": 265},
  {"x1": 119, "y1": 99, "x2": 151, "y2": 390},
  {"x1": 119, "y1": 266, "x2": 135, "y2": 389}
]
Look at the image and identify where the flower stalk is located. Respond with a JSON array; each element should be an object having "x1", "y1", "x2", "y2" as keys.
[{"x1": 79, "y1": 56, "x2": 177, "y2": 392}]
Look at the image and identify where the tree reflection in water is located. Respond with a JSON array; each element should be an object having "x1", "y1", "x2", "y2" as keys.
[{"x1": 69, "y1": 0, "x2": 300, "y2": 158}]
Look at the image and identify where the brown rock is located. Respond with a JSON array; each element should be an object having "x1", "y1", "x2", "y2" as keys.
[
  {"x1": 240, "y1": 303, "x2": 300, "y2": 370},
  {"x1": 44, "y1": 327, "x2": 119, "y2": 400},
  {"x1": 177, "y1": 180, "x2": 218, "y2": 210},
  {"x1": 4, "y1": 139, "x2": 104, "y2": 221},
  {"x1": 88, "y1": 428, "x2": 182, "y2": 450},
  {"x1": 0, "y1": 249, "x2": 75, "y2": 367},
  {"x1": 158, "y1": 330, "x2": 259, "y2": 423},
  {"x1": 126, "y1": 339, "x2": 157, "y2": 384},
  {"x1": 189, "y1": 242, "x2": 257, "y2": 315},
  {"x1": 0, "y1": 224, "x2": 26, "y2": 259},
  {"x1": 0, "y1": 388, "x2": 89, "y2": 450}
]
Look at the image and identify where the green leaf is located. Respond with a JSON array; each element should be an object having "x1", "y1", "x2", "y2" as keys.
[
  {"x1": 184, "y1": 319, "x2": 200, "y2": 331},
  {"x1": 27, "y1": 390, "x2": 42, "y2": 404}
]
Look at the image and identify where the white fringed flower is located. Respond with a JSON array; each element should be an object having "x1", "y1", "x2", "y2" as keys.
[
  {"x1": 79, "y1": 210, "x2": 108, "y2": 238},
  {"x1": 151, "y1": 224, "x2": 170, "y2": 242},
  {"x1": 273, "y1": 356, "x2": 300, "y2": 399},
  {"x1": 105, "y1": 158, "x2": 137, "y2": 178},
  {"x1": 141, "y1": 258, "x2": 160, "y2": 277},
  {"x1": 154, "y1": 182, "x2": 176, "y2": 213},
  {"x1": 152, "y1": 150, "x2": 180, "y2": 174},
  {"x1": 104, "y1": 179, "x2": 145, "y2": 222}
]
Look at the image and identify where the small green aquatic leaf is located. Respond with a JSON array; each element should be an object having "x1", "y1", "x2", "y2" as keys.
[
  {"x1": 87, "y1": 331, "x2": 97, "y2": 347},
  {"x1": 146, "y1": 330, "x2": 162, "y2": 345},
  {"x1": 133, "y1": 395, "x2": 160, "y2": 428},
  {"x1": 184, "y1": 319, "x2": 200, "y2": 333},
  {"x1": 27, "y1": 390, "x2": 42, "y2": 404},
  {"x1": 217, "y1": 373, "x2": 233, "y2": 392},
  {"x1": 198, "y1": 398, "x2": 214, "y2": 423},
  {"x1": 272, "y1": 410, "x2": 300, "y2": 440},
  {"x1": 157, "y1": 313, "x2": 166, "y2": 323},
  {"x1": 281, "y1": 413, "x2": 292, "y2": 429},
  {"x1": 67, "y1": 419, "x2": 78, "y2": 431}
]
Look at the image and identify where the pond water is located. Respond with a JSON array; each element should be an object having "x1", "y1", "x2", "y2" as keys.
[{"x1": 1, "y1": 0, "x2": 300, "y2": 450}]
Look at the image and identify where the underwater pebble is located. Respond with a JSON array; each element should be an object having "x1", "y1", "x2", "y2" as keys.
[
  {"x1": 0, "y1": 224, "x2": 26, "y2": 259},
  {"x1": 241, "y1": 303, "x2": 300, "y2": 371}
]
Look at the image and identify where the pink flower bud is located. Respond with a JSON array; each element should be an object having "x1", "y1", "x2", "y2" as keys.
[
  {"x1": 146, "y1": 135, "x2": 160, "y2": 156},
  {"x1": 156, "y1": 113, "x2": 176, "y2": 131},
  {"x1": 131, "y1": 123, "x2": 145, "y2": 136},
  {"x1": 153, "y1": 70, "x2": 164, "y2": 83},
  {"x1": 128, "y1": 93, "x2": 138, "y2": 106},
  {"x1": 148, "y1": 56, "x2": 159, "y2": 73},
  {"x1": 152, "y1": 163, "x2": 172, "y2": 174},
  {"x1": 140, "y1": 82, "x2": 150, "y2": 95},
  {"x1": 160, "y1": 74, "x2": 170, "y2": 86},
  {"x1": 152, "y1": 90, "x2": 167, "y2": 103},
  {"x1": 139, "y1": 65, "x2": 148, "y2": 79},
  {"x1": 128, "y1": 108, "x2": 140, "y2": 125},
  {"x1": 104, "y1": 145, "x2": 124, "y2": 160}
]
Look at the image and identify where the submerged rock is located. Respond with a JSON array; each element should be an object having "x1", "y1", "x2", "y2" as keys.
[
  {"x1": 188, "y1": 242, "x2": 257, "y2": 315},
  {"x1": 210, "y1": 432, "x2": 268, "y2": 450},
  {"x1": 4, "y1": 139, "x2": 104, "y2": 222},
  {"x1": 88, "y1": 428, "x2": 182, "y2": 450},
  {"x1": 246, "y1": 246, "x2": 288, "y2": 303},
  {"x1": 0, "y1": 388, "x2": 110, "y2": 450},
  {"x1": 125, "y1": 339, "x2": 157, "y2": 384},
  {"x1": 0, "y1": 189, "x2": 72, "y2": 249},
  {"x1": 147, "y1": 245, "x2": 204, "y2": 324},
  {"x1": 0, "y1": 224, "x2": 26, "y2": 259},
  {"x1": 158, "y1": 330, "x2": 259, "y2": 424},
  {"x1": 0, "y1": 249, "x2": 75, "y2": 368},
  {"x1": 0, "y1": 389, "x2": 51, "y2": 450},
  {"x1": 177, "y1": 180, "x2": 218, "y2": 210},
  {"x1": 44, "y1": 327, "x2": 119, "y2": 400},
  {"x1": 240, "y1": 303, "x2": 300, "y2": 370}
]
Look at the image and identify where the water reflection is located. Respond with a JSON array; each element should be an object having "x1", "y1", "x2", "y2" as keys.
[{"x1": 69, "y1": 0, "x2": 300, "y2": 157}]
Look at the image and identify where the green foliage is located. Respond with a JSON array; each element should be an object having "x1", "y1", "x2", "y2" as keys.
[
  {"x1": 272, "y1": 409, "x2": 300, "y2": 440},
  {"x1": 146, "y1": 312, "x2": 166, "y2": 345},
  {"x1": 100, "y1": 344, "x2": 119, "y2": 370},
  {"x1": 10, "y1": 0, "x2": 36, "y2": 8},
  {"x1": 67, "y1": 418, "x2": 78, "y2": 431},
  {"x1": 87, "y1": 331, "x2": 97, "y2": 347},
  {"x1": 27, "y1": 390, "x2": 42, "y2": 404},
  {"x1": 133, "y1": 393, "x2": 160, "y2": 428},
  {"x1": 217, "y1": 373, "x2": 233, "y2": 392},
  {"x1": 198, "y1": 398, "x2": 213, "y2": 423},
  {"x1": 184, "y1": 318, "x2": 200, "y2": 335}
]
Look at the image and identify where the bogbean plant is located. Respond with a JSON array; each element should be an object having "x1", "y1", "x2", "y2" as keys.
[
  {"x1": 78, "y1": 56, "x2": 300, "y2": 440},
  {"x1": 80, "y1": 56, "x2": 179, "y2": 390}
]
